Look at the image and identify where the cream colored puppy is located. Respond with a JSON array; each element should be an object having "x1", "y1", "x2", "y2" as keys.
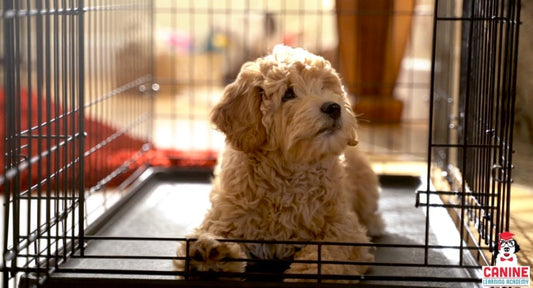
[{"x1": 175, "y1": 45, "x2": 384, "y2": 282}]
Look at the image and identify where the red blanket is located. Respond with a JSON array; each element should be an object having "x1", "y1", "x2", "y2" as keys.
[{"x1": 1, "y1": 88, "x2": 216, "y2": 192}]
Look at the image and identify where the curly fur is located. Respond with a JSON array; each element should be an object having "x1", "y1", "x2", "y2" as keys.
[{"x1": 175, "y1": 45, "x2": 384, "y2": 282}]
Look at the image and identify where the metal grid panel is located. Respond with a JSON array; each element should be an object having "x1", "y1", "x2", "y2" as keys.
[
  {"x1": 1, "y1": 1, "x2": 153, "y2": 287},
  {"x1": 424, "y1": 0, "x2": 521, "y2": 266},
  {"x1": 2, "y1": 1, "x2": 86, "y2": 286}
]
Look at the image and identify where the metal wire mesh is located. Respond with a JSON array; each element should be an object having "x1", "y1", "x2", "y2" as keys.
[
  {"x1": 1, "y1": 0, "x2": 522, "y2": 287},
  {"x1": 423, "y1": 0, "x2": 521, "y2": 267},
  {"x1": 1, "y1": 1, "x2": 153, "y2": 286}
]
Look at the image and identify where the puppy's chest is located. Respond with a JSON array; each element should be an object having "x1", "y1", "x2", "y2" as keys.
[
  {"x1": 248, "y1": 176, "x2": 339, "y2": 233},
  {"x1": 238, "y1": 180, "x2": 338, "y2": 260}
]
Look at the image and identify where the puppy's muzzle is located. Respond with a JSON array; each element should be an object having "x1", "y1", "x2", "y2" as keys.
[{"x1": 321, "y1": 102, "x2": 341, "y2": 119}]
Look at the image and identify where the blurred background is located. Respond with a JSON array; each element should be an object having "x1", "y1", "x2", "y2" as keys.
[{"x1": 151, "y1": 0, "x2": 434, "y2": 162}]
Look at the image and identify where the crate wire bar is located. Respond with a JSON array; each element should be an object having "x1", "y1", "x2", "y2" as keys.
[{"x1": 1, "y1": 0, "x2": 521, "y2": 287}]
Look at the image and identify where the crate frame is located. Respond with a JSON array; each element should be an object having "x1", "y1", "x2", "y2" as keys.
[{"x1": 1, "y1": 0, "x2": 521, "y2": 287}]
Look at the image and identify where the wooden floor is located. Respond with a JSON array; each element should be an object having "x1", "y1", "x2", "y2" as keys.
[{"x1": 509, "y1": 140, "x2": 533, "y2": 269}]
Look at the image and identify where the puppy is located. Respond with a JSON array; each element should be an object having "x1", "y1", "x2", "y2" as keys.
[{"x1": 175, "y1": 45, "x2": 384, "y2": 282}]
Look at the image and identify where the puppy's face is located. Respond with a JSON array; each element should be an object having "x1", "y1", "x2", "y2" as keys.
[{"x1": 211, "y1": 45, "x2": 357, "y2": 163}]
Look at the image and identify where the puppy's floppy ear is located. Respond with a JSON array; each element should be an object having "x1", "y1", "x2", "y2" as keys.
[{"x1": 211, "y1": 62, "x2": 266, "y2": 152}]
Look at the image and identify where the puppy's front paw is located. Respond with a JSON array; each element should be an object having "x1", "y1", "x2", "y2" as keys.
[
  {"x1": 175, "y1": 235, "x2": 246, "y2": 280},
  {"x1": 284, "y1": 261, "x2": 318, "y2": 283},
  {"x1": 283, "y1": 245, "x2": 319, "y2": 283}
]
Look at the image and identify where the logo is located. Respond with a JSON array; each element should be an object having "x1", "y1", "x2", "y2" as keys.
[
  {"x1": 496, "y1": 231, "x2": 521, "y2": 266},
  {"x1": 482, "y1": 232, "x2": 530, "y2": 287}
]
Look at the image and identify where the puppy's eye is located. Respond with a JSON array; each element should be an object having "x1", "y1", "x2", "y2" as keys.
[{"x1": 282, "y1": 87, "x2": 296, "y2": 102}]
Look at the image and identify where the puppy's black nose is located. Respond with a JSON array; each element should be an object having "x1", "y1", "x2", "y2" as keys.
[{"x1": 321, "y1": 102, "x2": 341, "y2": 119}]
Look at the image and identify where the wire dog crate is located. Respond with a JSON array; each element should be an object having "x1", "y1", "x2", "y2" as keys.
[{"x1": 1, "y1": 0, "x2": 521, "y2": 287}]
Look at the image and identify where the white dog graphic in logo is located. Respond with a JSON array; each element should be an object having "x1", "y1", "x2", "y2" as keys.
[{"x1": 496, "y1": 231, "x2": 521, "y2": 267}]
